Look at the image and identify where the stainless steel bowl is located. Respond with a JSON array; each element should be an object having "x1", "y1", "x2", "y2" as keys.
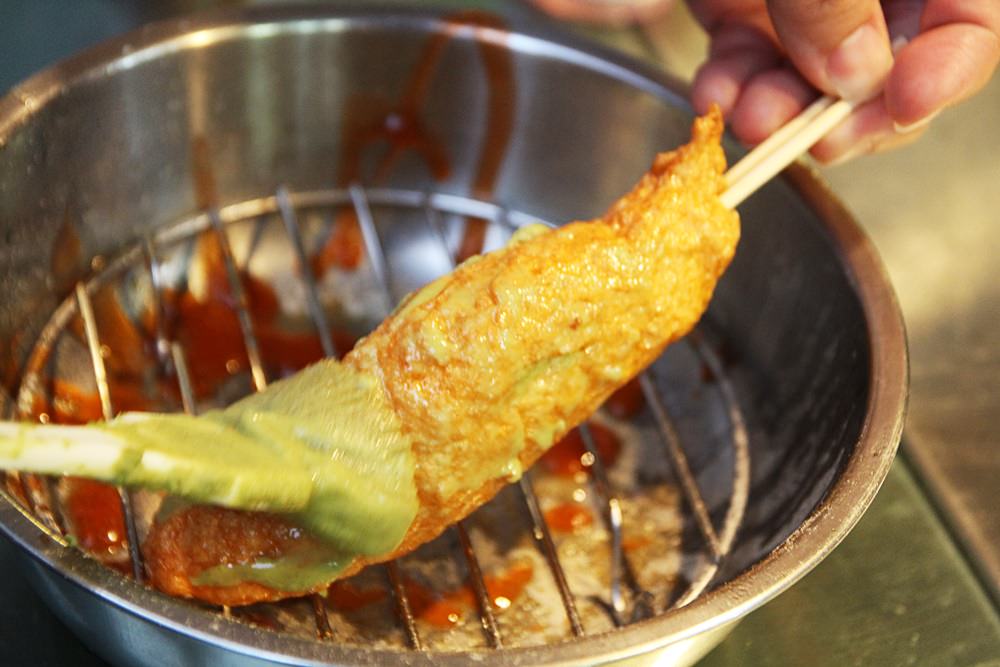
[{"x1": 0, "y1": 5, "x2": 907, "y2": 666}]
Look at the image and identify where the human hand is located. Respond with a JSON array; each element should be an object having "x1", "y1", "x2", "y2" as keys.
[{"x1": 687, "y1": 1, "x2": 1000, "y2": 163}]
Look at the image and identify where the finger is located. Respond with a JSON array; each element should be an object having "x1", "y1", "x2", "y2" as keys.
[
  {"x1": 888, "y1": 25, "x2": 1000, "y2": 129},
  {"x1": 886, "y1": 2, "x2": 1000, "y2": 128},
  {"x1": 870, "y1": 124, "x2": 928, "y2": 154},
  {"x1": 686, "y1": 0, "x2": 777, "y2": 38},
  {"x1": 810, "y1": 98, "x2": 887, "y2": 163},
  {"x1": 808, "y1": 96, "x2": 926, "y2": 164},
  {"x1": 819, "y1": 122, "x2": 927, "y2": 165},
  {"x1": 920, "y1": 0, "x2": 1000, "y2": 34},
  {"x1": 728, "y1": 67, "x2": 818, "y2": 144},
  {"x1": 691, "y1": 23, "x2": 782, "y2": 114},
  {"x1": 766, "y1": 0, "x2": 894, "y2": 102}
]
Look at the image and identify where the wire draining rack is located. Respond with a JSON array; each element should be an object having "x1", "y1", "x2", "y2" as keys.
[{"x1": 3, "y1": 183, "x2": 749, "y2": 652}]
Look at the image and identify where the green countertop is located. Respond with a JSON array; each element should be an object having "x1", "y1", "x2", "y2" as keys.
[{"x1": 701, "y1": 458, "x2": 1000, "y2": 666}]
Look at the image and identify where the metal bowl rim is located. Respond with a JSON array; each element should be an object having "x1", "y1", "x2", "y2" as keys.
[{"x1": 0, "y1": 4, "x2": 908, "y2": 665}]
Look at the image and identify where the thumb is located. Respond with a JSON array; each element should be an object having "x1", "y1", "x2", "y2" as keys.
[{"x1": 766, "y1": 0, "x2": 894, "y2": 103}]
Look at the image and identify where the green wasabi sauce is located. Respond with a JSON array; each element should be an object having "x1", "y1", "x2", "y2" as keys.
[
  {"x1": 101, "y1": 359, "x2": 418, "y2": 590},
  {"x1": 223, "y1": 360, "x2": 418, "y2": 557},
  {"x1": 192, "y1": 540, "x2": 351, "y2": 591}
]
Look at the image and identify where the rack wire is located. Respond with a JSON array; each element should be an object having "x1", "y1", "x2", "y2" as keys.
[{"x1": 5, "y1": 184, "x2": 750, "y2": 651}]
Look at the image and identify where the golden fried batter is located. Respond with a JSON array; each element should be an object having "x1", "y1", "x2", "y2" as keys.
[
  {"x1": 348, "y1": 107, "x2": 738, "y2": 560},
  {"x1": 144, "y1": 506, "x2": 311, "y2": 606},
  {"x1": 142, "y1": 109, "x2": 739, "y2": 604}
]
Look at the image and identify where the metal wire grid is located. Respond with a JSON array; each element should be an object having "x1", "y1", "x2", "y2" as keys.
[{"x1": 4, "y1": 184, "x2": 750, "y2": 651}]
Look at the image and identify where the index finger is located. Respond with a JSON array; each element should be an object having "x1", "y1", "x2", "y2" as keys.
[{"x1": 886, "y1": 0, "x2": 1000, "y2": 128}]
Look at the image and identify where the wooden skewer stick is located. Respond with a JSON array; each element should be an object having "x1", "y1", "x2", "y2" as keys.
[{"x1": 720, "y1": 96, "x2": 854, "y2": 209}]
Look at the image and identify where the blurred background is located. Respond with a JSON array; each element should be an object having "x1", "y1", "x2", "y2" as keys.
[{"x1": 1, "y1": 1, "x2": 997, "y2": 665}]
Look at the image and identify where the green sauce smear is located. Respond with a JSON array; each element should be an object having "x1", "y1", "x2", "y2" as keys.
[{"x1": 99, "y1": 359, "x2": 418, "y2": 590}]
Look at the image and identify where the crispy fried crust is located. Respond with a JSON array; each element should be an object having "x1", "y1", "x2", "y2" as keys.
[
  {"x1": 144, "y1": 506, "x2": 315, "y2": 606},
  {"x1": 143, "y1": 109, "x2": 739, "y2": 604},
  {"x1": 349, "y1": 107, "x2": 737, "y2": 562}
]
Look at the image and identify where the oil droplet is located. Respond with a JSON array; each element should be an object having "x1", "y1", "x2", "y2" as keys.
[
  {"x1": 494, "y1": 596, "x2": 511, "y2": 610},
  {"x1": 225, "y1": 359, "x2": 240, "y2": 374},
  {"x1": 572, "y1": 488, "x2": 587, "y2": 502},
  {"x1": 38, "y1": 413, "x2": 50, "y2": 424}
]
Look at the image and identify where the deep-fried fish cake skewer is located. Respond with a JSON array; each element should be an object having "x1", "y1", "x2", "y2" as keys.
[
  {"x1": 1, "y1": 109, "x2": 739, "y2": 605},
  {"x1": 348, "y1": 107, "x2": 739, "y2": 558}
]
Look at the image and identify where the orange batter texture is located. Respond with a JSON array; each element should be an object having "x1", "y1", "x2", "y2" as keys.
[{"x1": 143, "y1": 108, "x2": 740, "y2": 605}]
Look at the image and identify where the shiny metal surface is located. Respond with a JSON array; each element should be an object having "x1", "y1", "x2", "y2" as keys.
[
  {"x1": 0, "y1": 5, "x2": 905, "y2": 666},
  {"x1": 820, "y1": 74, "x2": 1000, "y2": 607}
]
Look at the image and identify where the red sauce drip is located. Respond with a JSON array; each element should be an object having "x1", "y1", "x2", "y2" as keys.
[
  {"x1": 0, "y1": 219, "x2": 78, "y2": 403},
  {"x1": 155, "y1": 224, "x2": 357, "y2": 397},
  {"x1": 394, "y1": 560, "x2": 535, "y2": 628},
  {"x1": 34, "y1": 215, "x2": 159, "y2": 418},
  {"x1": 544, "y1": 502, "x2": 594, "y2": 533},
  {"x1": 622, "y1": 533, "x2": 653, "y2": 552},
  {"x1": 50, "y1": 211, "x2": 85, "y2": 297},
  {"x1": 23, "y1": 381, "x2": 139, "y2": 572},
  {"x1": 331, "y1": 329, "x2": 361, "y2": 359},
  {"x1": 158, "y1": 242, "x2": 267, "y2": 397},
  {"x1": 539, "y1": 422, "x2": 622, "y2": 477},
  {"x1": 315, "y1": 35, "x2": 455, "y2": 275},
  {"x1": 327, "y1": 580, "x2": 388, "y2": 612},
  {"x1": 160, "y1": 284, "x2": 247, "y2": 397},
  {"x1": 32, "y1": 378, "x2": 153, "y2": 426},
  {"x1": 311, "y1": 210, "x2": 366, "y2": 275},
  {"x1": 35, "y1": 210, "x2": 360, "y2": 565},
  {"x1": 10, "y1": 474, "x2": 49, "y2": 520},
  {"x1": 32, "y1": 171, "x2": 361, "y2": 565},
  {"x1": 0, "y1": 331, "x2": 25, "y2": 398},
  {"x1": 484, "y1": 560, "x2": 534, "y2": 605},
  {"x1": 160, "y1": 267, "x2": 348, "y2": 395},
  {"x1": 28, "y1": 11, "x2": 515, "y2": 592},
  {"x1": 234, "y1": 609, "x2": 283, "y2": 631},
  {"x1": 191, "y1": 135, "x2": 219, "y2": 212},
  {"x1": 313, "y1": 10, "x2": 515, "y2": 274},
  {"x1": 405, "y1": 579, "x2": 472, "y2": 628},
  {"x1": 15, "y1": 224, "x2": 134, "y2": 570},
  {"x1": 603, "y1": 377, "x2": 645, "y2": 418},
  {"x1": 83, "y1": 285, "x2": 151, "y2": 377},
  {"x1": 62, "y1": 477, "x2": 130, "y2": 568},
  {"x1": 455, "y1": 218, "x2": 490, "y2": 266},
  {"x1": 448, "y1": 12, "x2": 516, "y2": 263}
]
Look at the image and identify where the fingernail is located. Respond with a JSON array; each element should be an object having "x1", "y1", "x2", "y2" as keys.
[
  {"x1": 825, "y1": 142, "x2": 869, "y2": 167},
  {"x1": 894, "y1": 109, "x2": 941, "y2": 134},
  {"x1": 827, "y1": 23, "x2": 893, "y2": 103}
]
